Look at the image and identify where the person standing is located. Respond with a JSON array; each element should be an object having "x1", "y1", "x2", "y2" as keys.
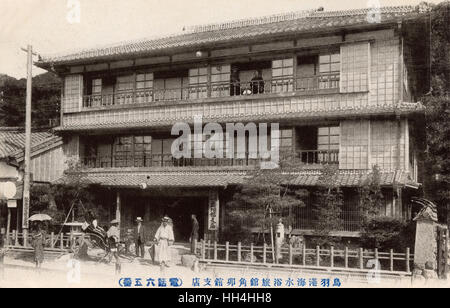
[
  {"x1": 190, "y1": 214, "x2": 199, "y2": 254},
  {"x1": 32, "y1": 222, "x2": 45, "y2": 268},
  {"x1": 250, "y1": 70, "x2": 265, "y2": 94},
  {"x1": 134, "y1": 217, "x2": 146, "y2": 258},
  {"x1": 107, "y1": 219, "x2": 121, "y2": 272},
  {"x1": 154, "y1": 216, "x2": 174, "y2": 269}
]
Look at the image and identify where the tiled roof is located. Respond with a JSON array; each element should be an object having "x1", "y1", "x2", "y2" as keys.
[
  {"x1": 292, "y1": 170, "x2": 418, "y2": 188},
  {"x1": 38, "y1": 5, "x2": 426, "y2": 65},
  {"x1": 0, "y1": 127, "x2": 62, "y2": 160},
  {"x1": 57, "y1": 169, "x2": 418, "y2": 189}
]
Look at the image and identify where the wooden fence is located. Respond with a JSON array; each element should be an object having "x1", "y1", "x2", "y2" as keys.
[
  {"x1": 196, "y1": 240, "x2": 413, "y2": 275},
  {"x1": 5, "y1": 232, "x2": 84, "y2": 251}
]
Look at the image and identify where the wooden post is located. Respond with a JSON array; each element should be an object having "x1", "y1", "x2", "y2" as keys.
[
  {"x1": 237, "y1": 242, "x2": 242, "y2": 262},
  {"x1": 359, "y1": 248, "x2": 364, "y2": 270},
  {"x1": 302, "y1": 245, "x2": 306, "y2": 266},
  {"x1": 250, "y1": 243, "x2": 254, "y2": 264},
  {"x1": 289, "y1": 244, "x2": 293, "y2": 265},
  {"x1": 330, "y1": 246, "x2": 334, "y2": 268},
  {"x1": 50, "y1": 232, "x2": 54, "y2": 248},
  {"x1": 6, "y1": 208, "x2": 11, "y2": 246},
  {"x1": 213, "y1": 241, "x2": 217, "y2": 261},
  {"x1": 207, "y1": 240, "x2": 211, "y2": 259},
  {"x1": 390, "y1": 249, "x2": 394, "y2": 272},
  {"x1": 374, "y1": 248, "x2": 379, "y2": 265},
  {"x1": 406, "y1": 247, "x2": 410, "y2": 273},
  {"x1": 344, "y1": 247, "x2": 349, "y2": 268},
  {"x1": 263, "y1": 243, "x2": 267, "y2": 264},
  {"x1": 225, "y1": 242, "x2": 229, "y2": 262},
  {"x1": 60, "y1": 234, "x2": 64, "y2": 250},
  {"x1": 201, "y1": 239, "x2": 206, "y2": 260},
  {"x1": 194, "y1": 239, "x2": 197, "y2": 255},
  {"x1": 22, "y1": 45, "x2": 33, "y2": 247},
  {"x1": 316, "y1": 246, "x2": 320, "y2": 267}
]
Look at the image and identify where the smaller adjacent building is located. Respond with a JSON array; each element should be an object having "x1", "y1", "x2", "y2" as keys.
[{"x1": 0, "y1": 127, "x2": 64, "y2": 239}]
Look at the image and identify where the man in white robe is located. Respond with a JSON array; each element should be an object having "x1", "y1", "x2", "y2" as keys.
[{"x1": 154, "y1": 216, "x2": 174, "y2": 267}]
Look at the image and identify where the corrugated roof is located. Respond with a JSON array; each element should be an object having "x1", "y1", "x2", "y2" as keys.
[
  {"x1": 38, "y1": 5, "x2": 426, "y2": 66},
  {"x1": 56, "y1": 169, "x2": 418, "y2": 189},
  {"x1": 0, "y1": 127, "x2": 61, "y2": 160}
]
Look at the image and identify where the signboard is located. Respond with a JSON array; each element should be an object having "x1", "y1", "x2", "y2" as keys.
[
  {"x1": 0, "y1": 181, "x2": 17, "y2": 199},
  {"x1": 7, "y1": 199, "x2": 17, "y2": 208},
  {"x1": 208, "y1": 190, "x2": 220, "y2": 231}
]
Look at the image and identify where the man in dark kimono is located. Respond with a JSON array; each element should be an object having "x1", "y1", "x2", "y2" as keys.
[
  {"x1": 190, "y1": 214, "x2": 199, "y2": 254},
  {"x1": 134, "y1": 217, "x2": 146, "y2": 258}
]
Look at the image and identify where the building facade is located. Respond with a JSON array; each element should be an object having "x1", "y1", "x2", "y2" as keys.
[
  {"x1": 37, "y1": 6, "x2": 430, "y2": 242},
  {"x1": 0, "y1": 128, "x2": 64, "y2": 239}
]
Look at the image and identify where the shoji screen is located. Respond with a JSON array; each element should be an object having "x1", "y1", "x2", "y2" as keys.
[
  {"x1": 211, "y1": 65, "x2": 231, "y2": 98},
  {"x1": 340, "y1": 42, "x2": 370, "y2": 93},
  {"x1": 272, "y1": 58, "x2": 294, "y2": 93},
  {"x1": 63, "y1": 74, "x2": 83, "y2": 113},
  {"x1": 189, "y1": 67, "x2": 208, "y2": 99}
]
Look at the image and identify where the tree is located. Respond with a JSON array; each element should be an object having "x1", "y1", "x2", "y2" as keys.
[
  {"x1": 0, "y1": 72, "x2": 61, "y2": 128},
  {"x1": 224, "y1": 152, "x2": 308, "y2": 261},
  {"x1": 420, "y1": 2, "x2": 450, "y2": 226},
  {"x1": 358, "y1": 165, "x2": 385, "y2": 224},
  {"x1": 311, "y1": 165, "x2": 344, "y2": 247}
]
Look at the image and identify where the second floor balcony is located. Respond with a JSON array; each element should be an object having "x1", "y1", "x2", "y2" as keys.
[
  {"x1": 81, "y1": 74, "x2": 340, "y2": 109},
  {"x1": 80, "y1": 149, "x2": 339, "y2": 170}
]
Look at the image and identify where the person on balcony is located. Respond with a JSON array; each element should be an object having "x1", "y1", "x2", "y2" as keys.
[
  {"x1": 230, "y1": 67, "x2": 241, "y2": 96},
  {"x1": 250, "y1": 70, "x2": 265, "y2": 94},
  {"x1": 134, "y1": 217, "x2": 146, "y2": 258}
]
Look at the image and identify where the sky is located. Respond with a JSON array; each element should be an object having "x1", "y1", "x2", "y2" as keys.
[{"x1": 0, "y1": 0, "x2": 444, "y2": 78}]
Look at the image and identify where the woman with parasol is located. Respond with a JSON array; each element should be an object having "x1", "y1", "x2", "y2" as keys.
[{"x1": 29, "y1": 213, "x2": 52, "y2": 268}]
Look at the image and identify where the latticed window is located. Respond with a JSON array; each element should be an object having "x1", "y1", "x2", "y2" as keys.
[
  {"x1": 319, "y1": 52, "x2": 340, "y2": 89},
  {"x1": 272, "y1": 58, "x2": 294, "y2": 93},
  {"x1": 189, "y1": 67, "x2": 208, "y2": 99},
  {"x1": 92, "y1": 78, "x2": 102, "y2": 94},
  {"x1": 136, "y1": 73, "x2": 154, "y2": 89},
  {"x1": 114, "y1": 136, "x2": 133, "y2": 167},
  {"x1": 116, "y1": 75, "x2": 134, "y2": 92},
  {"x1": 317, "y1": 126, "x2": 340, "y2": 151},
  {"x1": 134, "y1": 136, "x2": 152, "y2": 167}
]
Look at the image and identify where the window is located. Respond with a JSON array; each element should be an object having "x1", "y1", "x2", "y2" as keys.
[
  {"x1": 189, "y1": 67, "x2": 208, "y2": 99},
  {"x1": 319, "y1": 52, "x2": 340, "y2": 74},
  {"x1": 319, "y1": 52, "x2": 340, "y2": 89},
  {"x1": 211, "y1": 65, "x2": 230, "y2": 98},
  {"x1": 114, "y1": 136, "x2": 133, "y2": 167},
  {"x1": 92, "y1": 78, "x2": 102, "y2": 94},
  {"x1": 136, "y1": 73, "x2": 154, "y2": 90},
  {"x1": 272, "y1": 58, "x2": 294, "y2": 93},
  {"x1": 134, "y1": 136, "x2": 152, "y2": 167},
  {"x1": 318, "y1": 126, "x2": 340, "y2": 151},
  {"x1": 116, "y1": 75, "x2": 134, "y2": 92}
]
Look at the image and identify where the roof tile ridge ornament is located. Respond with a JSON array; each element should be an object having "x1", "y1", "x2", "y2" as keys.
[
  {"x1": 184, "y1": 8, "x2": 318, "y2": 34},
  {"x1": 308, "y1": 5, "x2": 416, "y2": 18}
]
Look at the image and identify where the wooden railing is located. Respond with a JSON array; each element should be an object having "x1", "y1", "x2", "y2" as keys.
[
  {"x1": 80, "y1": 150, "x2": 339, "y2": 169},
  {"x1": 80, "y1": 74, "x2": 340, "y2": 109},
  {"x1": 196, "y1": 240, "x2": 413, "y2": 275},
  {"x1": 5, "y1": 231, "x2": 85, "y2": 251}
]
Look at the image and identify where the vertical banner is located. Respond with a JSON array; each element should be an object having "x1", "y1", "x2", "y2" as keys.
[{"x1": 208, "y1": 190, "x2": 219, "y2": 231}]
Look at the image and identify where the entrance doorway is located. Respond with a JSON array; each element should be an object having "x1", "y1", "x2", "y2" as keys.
[{"x1": 122, "y1": 194, "x2": 206, "y2": 242}]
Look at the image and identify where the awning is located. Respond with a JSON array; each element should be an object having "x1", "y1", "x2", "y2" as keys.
[{"x1": 54, "y1": 169, "x2": 419, "y2": 189}]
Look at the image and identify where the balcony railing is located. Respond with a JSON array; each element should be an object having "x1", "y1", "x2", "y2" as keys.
[
  {"x1": 80, "y1": 150, "x2": 339, "y2": 169},
  {"x1": 81, "y1": 74, "x2": 340, "y2": 109}
]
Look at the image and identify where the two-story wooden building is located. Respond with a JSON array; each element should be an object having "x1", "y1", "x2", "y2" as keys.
[{"x1": 37, "y1": 5, "x2": 430, "y2": 242}]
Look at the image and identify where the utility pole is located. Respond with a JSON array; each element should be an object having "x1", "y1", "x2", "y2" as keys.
[{"x1": 21, "y1": 45, "x2": 35, "y2": 247}]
